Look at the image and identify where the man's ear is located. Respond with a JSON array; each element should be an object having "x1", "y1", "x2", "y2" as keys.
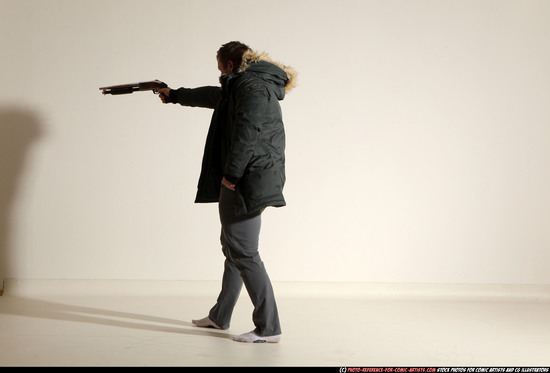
[{"x1": 227, "y1": 60, "x2": 234, "y2": 72}]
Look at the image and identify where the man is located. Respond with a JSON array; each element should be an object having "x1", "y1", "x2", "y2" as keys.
[{"x1": 158, "y1": 41, "x2": 297, "y2": 343}]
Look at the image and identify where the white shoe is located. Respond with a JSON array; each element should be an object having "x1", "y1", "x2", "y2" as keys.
[{"x1": 233, "y1": 331, "x2": 281, "y2": 343}]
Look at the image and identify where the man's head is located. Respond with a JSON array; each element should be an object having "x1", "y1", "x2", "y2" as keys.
[{"x1": 217, "y1": 41, "x2": 250, "y2": 75}]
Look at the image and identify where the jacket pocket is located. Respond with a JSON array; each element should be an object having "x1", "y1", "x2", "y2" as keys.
[
  {"x1": 240, "y1": 166, "x2": 283, "y2": 200},
  {"x1": 235, "y1": 166, "x2": 284, "y2": 216}
]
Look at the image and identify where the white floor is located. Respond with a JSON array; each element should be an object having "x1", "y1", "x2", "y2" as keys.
[{"x1": 0, "y1": 279, "x2": 549, "y2": 367}]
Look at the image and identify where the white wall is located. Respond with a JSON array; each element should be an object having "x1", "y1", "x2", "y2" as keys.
[{"x1": 1, "y1": 0, "x2": 549, "y2": 285}]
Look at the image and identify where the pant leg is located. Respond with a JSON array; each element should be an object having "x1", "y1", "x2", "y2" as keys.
[
  {"x1": 207, "y1": 232, "x2": 243, "y2": 329},
  {"x1": 214, "y1": 186, "x2": 281, "y2": 336}
]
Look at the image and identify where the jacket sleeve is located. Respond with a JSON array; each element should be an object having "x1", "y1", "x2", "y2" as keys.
[
  {"x1": 169, "y1": 86, "x2": 221, "y2": 109},
  {"x1": 223, "y1": 83, "x2": 269, "y2": 183}
]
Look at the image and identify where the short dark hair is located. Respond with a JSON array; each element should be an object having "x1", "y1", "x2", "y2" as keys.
[{"x1": 217, "y1": 41, "x2": 250, "y2": 72}]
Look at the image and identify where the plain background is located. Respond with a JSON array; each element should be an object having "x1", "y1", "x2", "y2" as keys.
[{"x1": 1, "y1": 0, "x2": 549, "y2": 286}]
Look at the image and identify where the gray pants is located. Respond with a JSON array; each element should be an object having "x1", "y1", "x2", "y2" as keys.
[{"x1": 208, "y1": 186, "x2": 281, "y2": 336}]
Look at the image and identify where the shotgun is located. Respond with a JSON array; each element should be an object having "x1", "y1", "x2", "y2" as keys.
[{"x1": 99, "y1": 80, "x2": 168, "y2": 95}]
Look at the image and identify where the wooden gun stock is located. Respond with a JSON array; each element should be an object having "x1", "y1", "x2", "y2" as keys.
[{"x1": 99, "y1": 80, "x2": 167, "y2": 95}]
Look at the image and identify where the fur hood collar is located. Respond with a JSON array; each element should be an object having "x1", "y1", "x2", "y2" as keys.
[{"x1": 238, "y1": 50, "x2": 297, "y2": 93}]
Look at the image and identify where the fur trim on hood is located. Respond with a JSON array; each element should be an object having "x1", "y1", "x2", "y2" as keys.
[{"x1": 238, "y1": 50, "x2": 297, "y2": 93}]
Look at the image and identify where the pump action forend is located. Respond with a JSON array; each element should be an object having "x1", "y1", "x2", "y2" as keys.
[{"x1": 99, "y1": 80, "x2": 168, "y2": 95}]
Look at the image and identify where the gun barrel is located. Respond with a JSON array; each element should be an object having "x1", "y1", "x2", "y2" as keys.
[
  {"x1": 103, "y1": 87, "x2": 139, "y2": 95},
  {"x1": 99, "y1": 80, "x2": 166, "y2": 95}
]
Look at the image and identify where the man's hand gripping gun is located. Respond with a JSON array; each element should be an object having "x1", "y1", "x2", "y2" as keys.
[{"x1": 99, "y1": 80, "x2": 168, "y2": 98}]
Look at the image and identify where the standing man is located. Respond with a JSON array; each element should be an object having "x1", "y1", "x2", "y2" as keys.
[{"x1": 158, "y1": 41, "x2": 297, "y2": 343}]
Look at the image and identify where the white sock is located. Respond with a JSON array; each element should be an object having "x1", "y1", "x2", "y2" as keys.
[
  {"x1": 192, "y1": 316, "x2": 222, "y2": 329},
  {"x1": 233, "y1": 331, "x2": 281, "y2": 343}
]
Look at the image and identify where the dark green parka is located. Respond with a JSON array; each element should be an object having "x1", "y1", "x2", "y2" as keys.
[{"x1": 169, "y1": 50, "x2": 297, "y2": 216}]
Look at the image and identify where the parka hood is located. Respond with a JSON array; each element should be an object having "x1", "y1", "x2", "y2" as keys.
[{"x1": 238, "y1": 50, "x2": 297, "y2": 94}]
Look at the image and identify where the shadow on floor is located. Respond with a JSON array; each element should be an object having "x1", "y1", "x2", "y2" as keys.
[{"x1": 0, "y1": 295, "x2": 231, "y2": 340}]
